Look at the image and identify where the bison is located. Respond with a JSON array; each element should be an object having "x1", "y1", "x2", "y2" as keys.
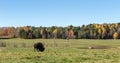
[{"x1": 34, "y1": 42, "x2": 45, "y2": 52}]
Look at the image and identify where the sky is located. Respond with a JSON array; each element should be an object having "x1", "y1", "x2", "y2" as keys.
[{"x1": 0, "y1": 0, "x2": 120, "y2": 27}]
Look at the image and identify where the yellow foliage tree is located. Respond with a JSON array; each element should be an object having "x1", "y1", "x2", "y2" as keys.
[
  {"x1": 53, "y1": 28, "x2": 57, "y2": 38},
  {"x1": 53, "y1": 28, "x2": 57, "y2": 34},
  {"x1": 113, "y1": 32, "x2": 119, "y2": 39},
  {"x1": 95, "y1": 24, "x2": 99, "y2": 28},
  {"x1": 98, "y1": 29, "x2": 102, "y2": 34}
]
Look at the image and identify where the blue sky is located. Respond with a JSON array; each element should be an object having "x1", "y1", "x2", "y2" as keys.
[{"x1": 0, "y1": 0, "x2": 120, "y2": 27}]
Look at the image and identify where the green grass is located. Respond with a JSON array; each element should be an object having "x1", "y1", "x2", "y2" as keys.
[{"x1": 0, "y1": 39, "x2": 120, "y2": 63}]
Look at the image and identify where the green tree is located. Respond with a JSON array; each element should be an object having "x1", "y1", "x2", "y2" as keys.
[
  {"x1": 33, "y1": 29, "x2": 40, "y2": 38},
  {"x1": 19, "y1": 29, "x2": 28, "y2": 39}
]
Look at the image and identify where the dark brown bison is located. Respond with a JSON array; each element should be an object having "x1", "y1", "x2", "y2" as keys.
[{"x1": 34, "y1": 42, "x2": 45, "y2": 52}]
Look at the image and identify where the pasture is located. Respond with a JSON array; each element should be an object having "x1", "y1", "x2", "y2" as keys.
[{"x1": 0, "y1": 39, "x2": 120, "y2": 63}]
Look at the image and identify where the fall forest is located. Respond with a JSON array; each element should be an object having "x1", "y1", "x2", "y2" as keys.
[{"x1": 0, "y1": 23, "x2": 120, "y2": 39}]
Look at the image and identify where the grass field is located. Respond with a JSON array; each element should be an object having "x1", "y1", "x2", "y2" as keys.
[{"x1": 0, "y1": 39, "x2": 120, "y2": 63}]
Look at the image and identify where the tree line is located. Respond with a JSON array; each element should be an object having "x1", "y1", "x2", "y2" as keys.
[{"x1": 0, "y1": 23, "x2": 120, "y2": 39}]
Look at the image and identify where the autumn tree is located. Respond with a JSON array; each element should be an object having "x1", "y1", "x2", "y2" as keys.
[
  {"x1": 66, "y1": 25, "x2": 75, "y2": 39},
  {"x1": 52, "y1": 26, "x2": 57, "y2": 39},
  {"x1": 8, "y1": 27, "x2": 15, "y2": 38},
  {"x1": 23, "y1": 26, "x2": 30, "y2": 32},
  {"x1": 113, "y1": 32, "x2": 119, "y2": 39},
  {"x1": 0, "y1": 28, "x2": 8, "y2": 36}
]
